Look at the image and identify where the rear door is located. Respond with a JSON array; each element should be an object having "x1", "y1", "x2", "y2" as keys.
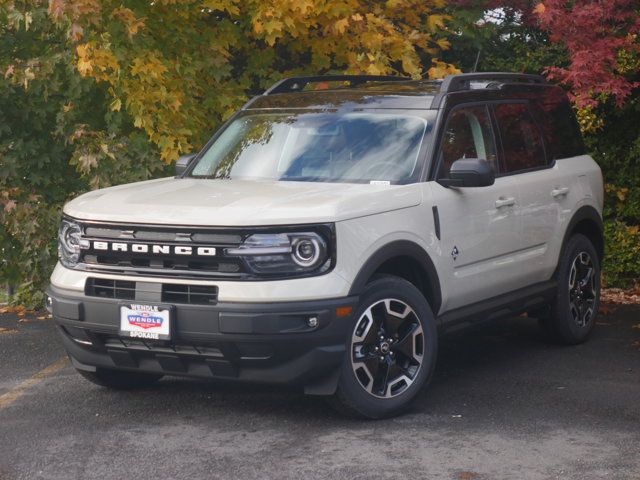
[
  {"x1": 430, "y1": 104, "x2": 523, "y2": 312},
  {"x1": 492, "y1": 102, "x2": 561, "y2": 284}
]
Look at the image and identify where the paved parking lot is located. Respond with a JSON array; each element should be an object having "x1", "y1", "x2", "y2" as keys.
[{"x1": 0, "y1": 305, "x2": 639, "y2": 480}]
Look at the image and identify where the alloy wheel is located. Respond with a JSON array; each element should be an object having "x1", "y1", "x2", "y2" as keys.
[
  {"x1": 350, "y1": 299, "x2": 424, "y2": 398},
  {"x1": 568, "y1": 251, "x2": 597, "y2": 327}
]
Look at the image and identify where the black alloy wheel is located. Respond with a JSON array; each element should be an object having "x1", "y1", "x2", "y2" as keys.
[
  {"x1": 330, "y1": 275, "x2": 437, "y2": 419},
  {"x1": 351, "y1": 298, "x2": 424, "y2": 398}
]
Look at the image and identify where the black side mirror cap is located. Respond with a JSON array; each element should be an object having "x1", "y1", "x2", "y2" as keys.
[
  {"x1": 175, "y1": 153, "x2": 197, "y2": 177},
  {"x1": 437, "y1": 158, "x2": 495, "y2": 188}
]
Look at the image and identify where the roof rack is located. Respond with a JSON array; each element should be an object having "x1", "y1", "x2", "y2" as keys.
[
  {"x1": 439, "y1": 72, "x2": 546, "y2": 94},
  {"x1": 263, "y1": 75, "x2": 410, "y2": 95}
]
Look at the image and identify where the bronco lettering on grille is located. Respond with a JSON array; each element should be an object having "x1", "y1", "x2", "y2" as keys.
[{"x1": 90, "y1": 241, "x2": 216, "y2": 256}]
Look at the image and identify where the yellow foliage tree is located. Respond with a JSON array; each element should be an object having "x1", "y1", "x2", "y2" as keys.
[{"x1": 52, "y1": 0, "x2": 459, "y2": 162}]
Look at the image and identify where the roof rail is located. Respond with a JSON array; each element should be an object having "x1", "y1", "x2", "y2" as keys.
[
  {"x1": 263, "y1": 75, "x2": 410, "y2": 95},
  {"x1": 440, "y1": 72, "x2": 546, "y2": 94}
]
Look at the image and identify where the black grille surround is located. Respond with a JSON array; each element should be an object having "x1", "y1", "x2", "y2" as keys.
[{"x1": 67, "y1": 218, "x2": 336, "y2": 281}]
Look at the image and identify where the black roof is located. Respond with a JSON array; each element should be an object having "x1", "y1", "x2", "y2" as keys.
[{"x1": 245, "y1": 73, "x2": 558, "y2": 111}]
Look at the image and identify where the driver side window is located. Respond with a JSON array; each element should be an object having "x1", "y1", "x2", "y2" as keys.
[{"x1": 438, "y1": 105, "x2": 497, "y2": 178}]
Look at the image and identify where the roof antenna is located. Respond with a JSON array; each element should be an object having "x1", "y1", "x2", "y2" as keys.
[{"x1": 472, "y1": 48, "x2": 482, "y2": 73}]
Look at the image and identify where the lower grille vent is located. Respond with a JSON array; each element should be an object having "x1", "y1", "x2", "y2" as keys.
[
  {"x1": 162, "y1": 284, "x2": 218, "y2": 305},
  {"x1": 85, "y1": 278, "x2": 218, "y2": 305},
  {"x1": 85, "y1": 278, "x2": 136, "y2": 300}
]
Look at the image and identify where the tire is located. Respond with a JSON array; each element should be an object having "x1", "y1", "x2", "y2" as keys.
[
  {"x1": 329, "y1": 275, "x2": 438, "y2": 419},
  {"x1": 77, "y1": 368, "x2": 163, "y2": 390},
  {"x1": 539, "y1": 234, "x2": 601, "y2": 345}
]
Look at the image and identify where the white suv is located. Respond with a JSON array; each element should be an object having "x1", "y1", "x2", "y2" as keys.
[{"x1": 48, "y1": 73, "x2": 604, "y2": 418}]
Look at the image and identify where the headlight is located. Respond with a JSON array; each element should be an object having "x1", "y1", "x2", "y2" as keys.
[
  {"x1": 58, "y1": 219, "x2": 87, "y2": 267},
  {"x1": 227, "y1": 231, "x2": 331, "y2": 276}
]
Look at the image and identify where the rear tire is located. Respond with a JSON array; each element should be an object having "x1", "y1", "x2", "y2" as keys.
[
  {"x1": 538, "y1": 234, "x2": 601, "y2": 345},
  {"x1": 329, "y1": 275, "x2": 438, "y2": 419},
  {"x1": 77, "y1": 368, "x2": 163, "y2": 389}
]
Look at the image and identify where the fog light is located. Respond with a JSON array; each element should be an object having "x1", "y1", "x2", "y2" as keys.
[
  {"x1": 45, "y1": 295, "x2": 53, "y2": 313},
  {"x1": 307, "y1": 316, "x2": 318, "y2": 328}
]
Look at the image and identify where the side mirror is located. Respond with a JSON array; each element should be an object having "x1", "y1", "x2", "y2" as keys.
[
  {"x1": 175, "y1": 153, "x2": 196, "y2": 176},
  {"x1": 438, "y1": 158, "x2": 495, "y2": 188}
]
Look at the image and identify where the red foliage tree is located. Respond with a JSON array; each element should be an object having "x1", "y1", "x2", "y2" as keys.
[{"x1": 536, "y1": 0, "x2": 640, "y2": 107}]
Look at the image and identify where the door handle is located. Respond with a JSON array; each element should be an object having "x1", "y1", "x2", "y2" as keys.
[
  {"x1": 551, "y1": 187, "x2": 569, "y2": 198},
  {"x1": 495, "y1": 197, "x2": 516, "y2": 208}
]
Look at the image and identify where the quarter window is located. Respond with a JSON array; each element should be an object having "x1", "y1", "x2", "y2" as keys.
[
  {"x1": 438, "y1": 105, "x2": 497, "y2": 178},
  {"x1": 532, "y1": 91, "x2": 585, "y2": 159},
  {"x1": 494, "y1": 103, "x2": 546, "y2": 173}
]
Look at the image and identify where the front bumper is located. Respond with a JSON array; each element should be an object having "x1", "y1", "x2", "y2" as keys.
[{"x1": 47, "y1": 284, "x2": 357, "y2": 389}]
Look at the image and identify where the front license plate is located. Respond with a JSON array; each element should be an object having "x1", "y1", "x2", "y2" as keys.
[{"x1": 119, "y1": 304, "x2": 171, "y2": 341}]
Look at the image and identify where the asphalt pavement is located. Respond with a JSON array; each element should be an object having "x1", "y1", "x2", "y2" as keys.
[{"x1": 0, "y1": 305, "x2": 638, "y2": 480}]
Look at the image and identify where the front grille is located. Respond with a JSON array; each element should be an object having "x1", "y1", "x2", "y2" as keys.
[
  {"x1": 85, "y1": 278, "x2": 136, "y2": 300},
  {"x1": 84, "y1": 226, "x2": 242, "y2": 244},
  {"x1": 161, "y1": 284, "x2": 218, "y2": 305},
  {"x1": 82, "y1": 254, "x2": 241, "y2": 274},
  {"x1": 77, "y1": 221, "x2": 247, "y2": 279},
  {"x1": 85, "y1": 278, "x2": 218, "y2": 305}
]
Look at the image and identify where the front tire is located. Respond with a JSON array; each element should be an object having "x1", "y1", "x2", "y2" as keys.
[
  {"x1": 539, "y1": 234, "x2": 601, "y2": 344},
  {"x1": 330, "y1": 276, "x2": 438, "y2": 419},
  {"x1": 77, "y1": 368, "x2": 163, "y2": 389}
]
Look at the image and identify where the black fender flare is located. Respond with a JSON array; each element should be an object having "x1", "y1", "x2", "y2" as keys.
[
  {"x1": 560, "y1": 205, "x2": 604, "y2": 261},
  {"x1": 348, "y1": 240, "x2": 442, "y2": 314}
]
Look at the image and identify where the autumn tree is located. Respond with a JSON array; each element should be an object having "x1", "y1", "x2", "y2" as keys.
[
  {"x1": 49, "y1": 0, "x2": 459, "y2": 162},
  {"x1": 1, "y1": 0, "x2": 459, "y2": 305}
]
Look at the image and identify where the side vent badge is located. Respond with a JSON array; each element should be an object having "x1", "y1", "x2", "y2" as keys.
[{"x1": 451, "y1": 246, "x2": 459, "y2": 261}]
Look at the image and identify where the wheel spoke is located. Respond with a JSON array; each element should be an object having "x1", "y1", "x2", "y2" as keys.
[
  {"x1": 373, "y1": 358, "x2": 404, "y2": 396},
  {"x1": 353, "y1": 308, "x2": 379, "y2": 345},
  {"x1": 362, "y1": 355, "x2": 381, "y2": 385},
  {"x1": 362, "y1": 318, "x2": 381, "y2": 345},
  {"x1": 579, "y1": 267, "x2": 594, "y2": 288},
  {"x1": 569, "y1": 262, "x2": 577, "y2": 289},
  {"x1": 383, "y1": 312, "x2": 405, "y2": 337},
  {"x1": 381, "y1": 299, "x2": 413, "y2": 336},
  {"x1": 393, "y1": 323, "x2": 422, "y2": 365}
]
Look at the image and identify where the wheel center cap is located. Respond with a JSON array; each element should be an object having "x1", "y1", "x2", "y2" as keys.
[{"x1": 380, "y1": 342, "x2": 390, "y2": 354}]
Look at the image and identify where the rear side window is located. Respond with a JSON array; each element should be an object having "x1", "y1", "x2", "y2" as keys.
[
  {"x1": 494, "y1": 103, "x2": 546, "y2": 173},
  {"x1": 533, "y1": 91, "x2": 586, "y2": 159},
  {"x1": 438, "y1": 105, "x2": 497, "y2": 178}
]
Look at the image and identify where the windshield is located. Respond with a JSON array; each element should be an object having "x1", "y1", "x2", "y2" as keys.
[{"x1": 190, "y1": 111, "x2": 430, "y2": 184}]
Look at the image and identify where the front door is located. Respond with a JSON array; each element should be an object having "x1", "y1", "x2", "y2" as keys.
[{"x1": 430, "y1": 104, "x2": 522, "y2": 312}]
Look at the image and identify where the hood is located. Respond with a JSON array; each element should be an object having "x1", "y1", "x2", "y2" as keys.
[{"x1": 63, "y1": 177, "x2": 423, "y2": 226}]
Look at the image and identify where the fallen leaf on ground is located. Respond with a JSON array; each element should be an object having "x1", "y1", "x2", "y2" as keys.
[
  {"x1": 457, "y1": 472, "x2": 480, "y2": 480},
  {"x1": 0, "y1": 327, "x2": 19, "y2": 335},
  {"x1": 602, "y1": 288, "x2": 640, "y2": 305},
  {"x1": 599, "y1": 305, "x2": 615, "y2": 316}
]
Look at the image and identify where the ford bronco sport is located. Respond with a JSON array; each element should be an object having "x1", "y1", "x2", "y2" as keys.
[{"x1": 47, "y1": 73, "x2": 604, "y2": 418}]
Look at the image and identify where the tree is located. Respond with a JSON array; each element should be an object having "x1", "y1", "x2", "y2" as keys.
[
  {"x1": 536, "y1": 0, "x2": 639, "y2": 107},
  {"x1": 0, "y1": 0, "x2": 168, "y2": 306},
  {"x1": 50, "y1": 0, "x2": 460, "y2": 162},
  {"x1": 1, "y1": 0, "x2": 459, "y2": 306}
]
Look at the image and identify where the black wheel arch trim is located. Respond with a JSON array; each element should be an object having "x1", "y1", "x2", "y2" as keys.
[
  {"x1": 551, "y1": 205, "x2": 604, "y2": 283},
  {"x1": 561, "y1": 205, "x2": 604, "y2": 262},
  {"x1": 348, "y1": 240, "x2": 442, "y2": 314}
]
